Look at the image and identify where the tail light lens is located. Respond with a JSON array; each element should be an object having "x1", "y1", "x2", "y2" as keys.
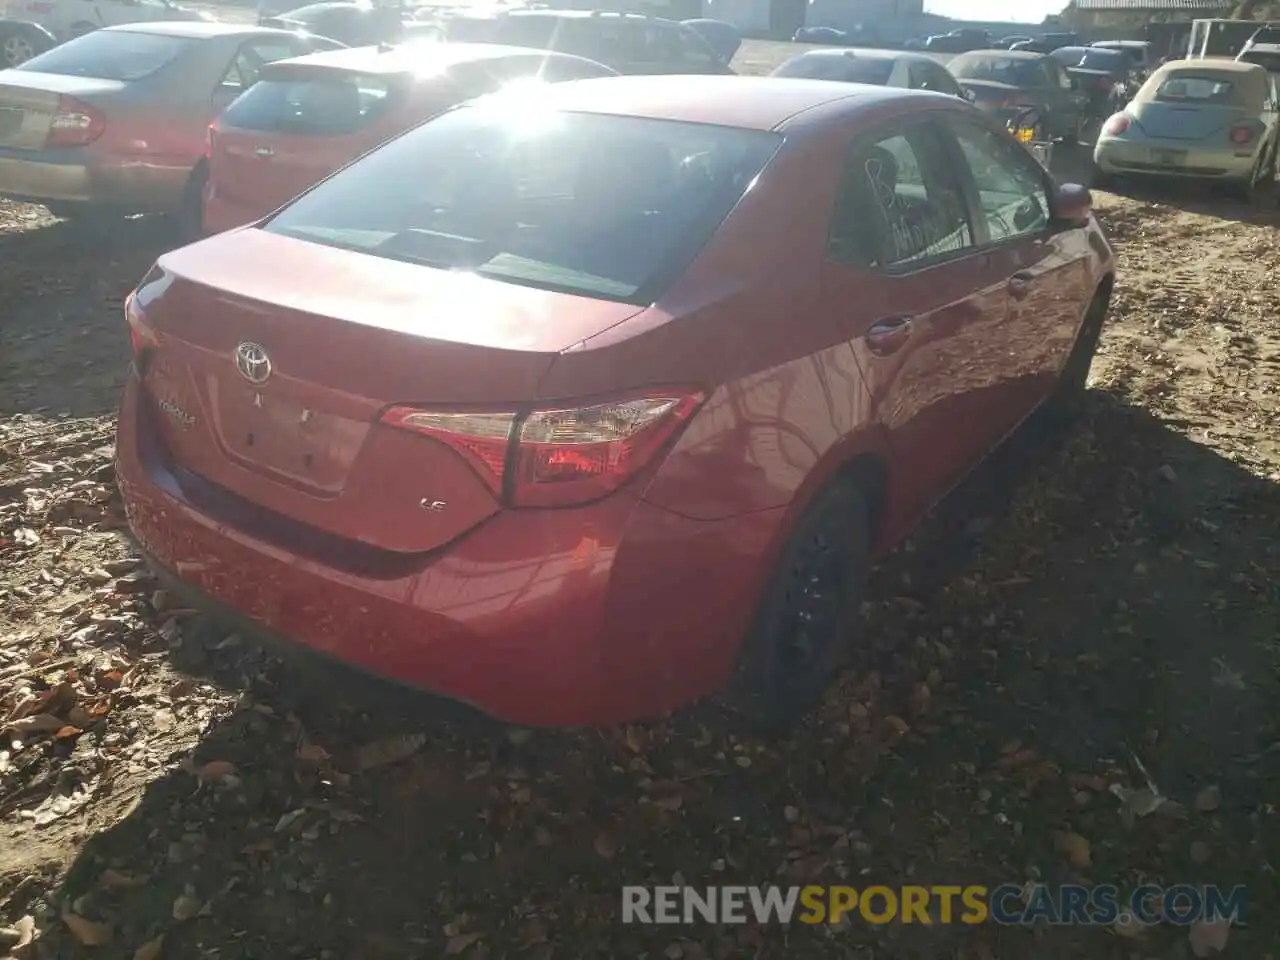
[
  {"x1": 1229, "y1": 124, "x2": 1256, "y2": 145},
  {"x1": 124, "y1": 293, "x2": 157, "y2": 376},
  {"x1": 45, "y1": 96, "x2": 106, "y2": 149},
  {"x1": 1103, "y1": 113, "x2": 1131, "y2": 135},
  {"x1": 381, "y1": 390, "x2": 705, "y2": 507},
  {"x1": 1097, "y1": 75, "x2": 1114, "y2": 90}
]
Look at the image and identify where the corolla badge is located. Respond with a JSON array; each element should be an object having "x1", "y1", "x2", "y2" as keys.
[
  {"x1": 156, "y1": 397, "x2": 196, "y2": 428},
  {"x1": 235, "y1": 342, "x2": 272, "y2": 385}
]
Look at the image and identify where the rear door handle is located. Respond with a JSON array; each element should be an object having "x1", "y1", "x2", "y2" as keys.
[
  {"x1": 866, "y1": 316, "x2": 914, "y2": 356},
  {"x1": 1008, "y1": 271, "x2": 1035, "y2": 300}
]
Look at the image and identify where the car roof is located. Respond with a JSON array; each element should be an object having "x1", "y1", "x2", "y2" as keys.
[
  {"x1": 479, "y1": 74, "x2": 928, "y2": 131},
  {"x1": 272, "y1": 40, "x2": 592, "y2": 74},
  {"x1": 504, "y1": 8, "x2": 678, "y2": 23},
  {"x1": 101, "y1": 21, "x2": 279, "y2": 38},
  {"x1": 955, "y1": 49, "x2": 1044, "y2": 60},
  {"x1": 1155, "y1": 58, "x2": 1266, "y2": 76},
  {"x1": 786, "y1": 47, "x2": 938, "y2": 64}
]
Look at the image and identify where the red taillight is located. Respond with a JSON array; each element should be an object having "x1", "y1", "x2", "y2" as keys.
[
  {"x1": 125, "y1": 293, "x2": 156, "y2": 375},
  {"x1": 381, "y1": 390, "x2": 705, "y2": 507},
  {"x1": 44, "y1": 96, "x2": 106, "y2": 149},
  {"x1": 377, "y1": 408, "x2": 516, "y2": 496},
  {"x1": 1097, "y1": 75, "x2": 1114, "y2": 90},
  {"x1": 1229, "y1": 124, "x2": 1256, "y2": 145},
  {"x1": 1103, "y1": 113, "x2": 1131, "y2": 136}
]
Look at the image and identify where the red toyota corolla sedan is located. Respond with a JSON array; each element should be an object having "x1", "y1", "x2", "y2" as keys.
[{"x1": 116, "y1": 76, "x2": 1115, "y2": 729}]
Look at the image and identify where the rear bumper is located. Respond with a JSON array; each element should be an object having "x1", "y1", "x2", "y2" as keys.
[
  {"x1": 1093, "y1": 137, "x2": 1259, "y2": 179},
  {"x1": 115, "y1": 375, "x2": 784, "y2": 727},
  {"x1": 0, "y1": 147, "x2": 189, "y2": 208}
]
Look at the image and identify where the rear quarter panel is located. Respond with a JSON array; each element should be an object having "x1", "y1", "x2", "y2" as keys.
[
  {"x1": 535, "y1": 120, "x2": 883, "y2": 524},
  {"x1": 91, "y1": 36, "x2": 237, "y2": 205}
]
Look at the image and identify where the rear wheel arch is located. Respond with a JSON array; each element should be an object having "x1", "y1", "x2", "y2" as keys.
[{"x1": 836, "y1": 452, "x2": 889, "y2": 546}]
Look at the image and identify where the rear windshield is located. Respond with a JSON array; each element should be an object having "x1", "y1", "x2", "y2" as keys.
[
  {"x1": 772, "y1": 54, "x2": 894, "y2": 85},
  {"x1": 1154, "y1": 75, "x2": 1238, "y2": 103},
  {"x1": 1240, "y1": 49, "x2": 1280, "y2": 72},
  {"x1": 222, "y1": 72, "x2": 400, "y2": 135},
  {"x1": 262, "y1": 103, "x2": 780, "y2": 303},
  {"x1": 491, "y1": 15, "x2": 560, "y2": 48},
  {"x1": 950, "y1": 55, "x2": 1040, "y2": 85},
  {"x1": 16, "y1": 30, "x2": 192, "y2": 81},
  {"x1": 1075, "y1": 49, "x2": 1128, "y2": 71}
]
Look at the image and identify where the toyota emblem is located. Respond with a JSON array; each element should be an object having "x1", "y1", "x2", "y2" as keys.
[{"x1": 234, "y1": 342, "x2": 271, "y2": 385}]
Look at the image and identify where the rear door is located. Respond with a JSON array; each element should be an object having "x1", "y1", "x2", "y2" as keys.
[
  {"x1": 211, "y1": 66, "x2": 416, "y2": 217},
  {"x1": 940, "y1": 113, "x2": 1093, "y2": 436},
  {"x1": 820, "y1": 112, "x2": 1014, "y2": 524}
]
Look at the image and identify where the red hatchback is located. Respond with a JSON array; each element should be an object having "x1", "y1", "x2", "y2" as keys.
[
  {"x1": 202, "y1": 42, "x2": 618, "y2": 234},
  {"x1": 118, "y1": 76, "x2": 1114, "y2": 729}
]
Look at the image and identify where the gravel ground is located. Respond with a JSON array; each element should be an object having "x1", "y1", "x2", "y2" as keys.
[{"x1": 2, "y1": 37, "x2": 1280, "y2": 960}]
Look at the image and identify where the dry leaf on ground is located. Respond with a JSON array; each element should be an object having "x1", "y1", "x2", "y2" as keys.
[
  {"x1": 61, "y1": 909, "x2": 112, "y2": 947},
  {"x1": 1053, "y1": 830, "x2": 1092, "y2": 868},
  {"x1": 1189, "y1": 918, "x2": 1231, "y2": 957},
  {"x1": 445, "y1": 932, "x2": 483, "y2": 955},
  {"x1": 133, "y1": 934, "x2": 164, "y2": 960}
]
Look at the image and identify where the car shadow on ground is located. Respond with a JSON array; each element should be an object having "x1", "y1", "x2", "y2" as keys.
[
  {"x1": 31, "y1": 388, "x2": 1279, "y2": 958},
  {"x1": 0, "y1": 215, "x2": 174, "y2": 421}
]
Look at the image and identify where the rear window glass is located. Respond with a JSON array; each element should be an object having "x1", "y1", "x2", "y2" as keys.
[
  {"x1": 16, "y1": 30, "x2": 192, "y2": 81},
  {"x1": 262, "y1": 102, "x2": 780, "y2": 303},
  {"x1": 1075, "y1": 49, "x2": 1127, "y2": 71},
  {"x1": 222, "y1": 73, "x2": 398, "y2": 135},
  {"x1": 492, "y1": 15, "x2": 560, "y2": 48},
  {"x1": 773, "y1": 54, "x2": 894, "y2": 84},
  {"x1": 1155, "y1": 75, "x2": 1237, "y2": 102},
  {"x1": 950, "y1": 55, "x2": 1040, "y2": 85},
  {"x1": 442, "y1": 16, "x2": 500, "y2": 41},
  {"x1": 1241, "y1": 49, "x2": 1280, "y2": 72}
]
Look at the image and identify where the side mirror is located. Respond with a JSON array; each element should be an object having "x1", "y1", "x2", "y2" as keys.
[
  {"x1": 963, "y1": 86, "x2": 977, "y2": 101},
  {"x1": 1053, "y1": 182, "x2": 1092, "y2": 224}
]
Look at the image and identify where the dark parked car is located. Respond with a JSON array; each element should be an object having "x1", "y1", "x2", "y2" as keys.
[
  {"x1": 682, "y1": 18, "x2": 739, "y2": 62},
  {"x1": 925, "y1": 29, "x2": 988, "y2": 53},
  {"x1": 771, "y1": 48, "x2": 967, "y2": 99},
  {"x1": 0, "y1": 18, "x2": 55, "y2": 68},
  {"x1": 950, "y1": 49, "x2": 1089, "y2": 142},
  {"x1": 261, "y1": 2, "x2": 442, "y2": 47},
  {"x1": 468, "y1": 9, "x2": 733, "y2": 75},
  {"x1": 1050, "y1": 45, "x2": 1135, "y2": 121},
  {"x1": 117, "y1": 75, "x2": 1113, "y2": 730}
]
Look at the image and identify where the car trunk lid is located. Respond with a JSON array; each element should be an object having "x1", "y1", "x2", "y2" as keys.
[
  {"x1": 0, "y1": 73, "x2": 124, "y2": 150},
  {"x1": 955, "y1": 78, "x2": 1023, "y2": 107},
  {"x1": 1130, "y1": 102, "x2": 1246, "y2": 140},
  {"x1": 132, "y1": 229, "x2": 646, "y2": 553}
]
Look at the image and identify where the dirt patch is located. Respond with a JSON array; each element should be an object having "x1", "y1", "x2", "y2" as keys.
[{"x1": 2, "y1": 118, "x2": 1279, "y2": 960}]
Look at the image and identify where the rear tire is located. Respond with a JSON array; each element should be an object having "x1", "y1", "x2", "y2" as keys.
[
  {"x1": 723, "y1": 481, "x2": 871, "y2": 734},
  {"x1": 174, "y1": 162, "x2": 207, "y2": 244}
]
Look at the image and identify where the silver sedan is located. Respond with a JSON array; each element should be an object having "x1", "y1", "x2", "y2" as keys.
[{"x1": 0, "y1": 21, "x2": 339, "y2": 230}]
